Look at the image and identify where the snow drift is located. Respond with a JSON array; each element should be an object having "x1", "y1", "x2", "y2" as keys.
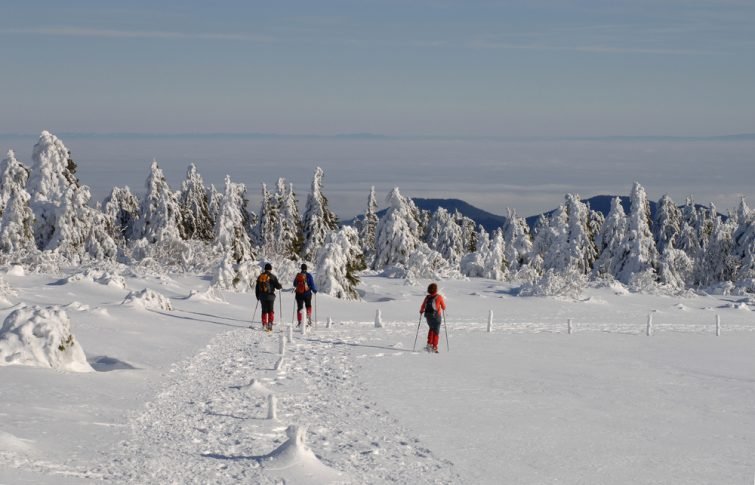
[{"x1": 0, "y1": 305, "x2": 93, "y2": 372}]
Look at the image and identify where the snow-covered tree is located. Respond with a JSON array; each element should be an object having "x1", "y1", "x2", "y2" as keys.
[
  {"x1": 541, "y1": 205, "x2": 568, "y2": 272},
  {"x1": 0, "y1": 181, "x2": 35, "y2": 257},
  {"x1": 133, "y1": 160, "x2": 183, "y2": 244},
  {"x1": 27, "y1": 131, "x2": 84, "y2": 251},
  {"x1": 103, "y1": 186, "x2": 140, "y2": 243},
  {"x1": 0, "y1": 150, "x2": 30, "y2": 217},
  {"x1": 424, "y1": 207, "x2": 465, "y2": 266},
  {"x1": 460, "y1": 226, "x2": 507, "y2": 280},
  {"x1": 697, "y1": 204, "x2": 738, "y2": 287},
  {"x1": 502, "y1": 208, "x2": 532, "y2": 274},
  {"x1": 301, "y1": 167, "x2": 339, "y2": 261},
  {"x1": 214, "y1": 176, "x2": 255, "y2": 263},
  {"x1": 256, "y1": 183, "x2": 278, "y2": 256},
  {"x1": 563, "y1": 194, "x2": 597, "y2": 275},
  {"x1": 359, "y1": 186, "x2": 379, "y2": 258},
  {"x1": 654, "y1": 194, "x2": 682, "y2": 255},
  {"x1": 207, "y1": 184, "x2": 223, "y2": 226},
  {"x1": 314, "y1": 226, "x2": 365, "y2": 300},
  {"x1": 593, "y1": 197, "x2": 628, "y2": 279},
  {"x1": 732, "y1": 198, "x2": 755, "y2": 287},
  {"x1": 274, "y1": 179, "x2": 302, "y2": 259},
  {"x1": 372, "y1": 187, "x2": 423, "y2": 270},
  {"x1": 615, "y1": 182, "x2": 659, "y2": 286},
  {"x1": 179, "y1": 164, "x2": 213, "y2": 241},
  {"x1": 455, "y1": 211, "x2": 478, "y2": 253}
]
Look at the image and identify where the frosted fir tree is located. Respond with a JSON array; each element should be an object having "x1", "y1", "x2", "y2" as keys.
[
  {"x1": 103, "y1": 186, "x2": 140, "y2": 243},
  {"x1": 207, "y1": 184, "x2": 223, "y2": 227},
  {"x1": 274, "y1": 178, "x2": 303, "y2": 260},
  {"x1": 26, "y1": 131, "x2": 83, "y2": 250},
  {"x1": 697, "y1": 204, "x2": 738, "y2": 287},
  {"x1": 372, "y1": 187, "x2": 423, "y2": 270},
  {"x1": 615, "y1": 182, "x2": 659, "y2": 286},
  {"x1": 178, "y1": 163, "x2": 214, "y2": 241},
  {"x1": 732, "y1": 198, "x2": 755, "y2": 286},
  {"x1": 460, "y1": 226, "x2": 489, "y2": 277},
  {"x1": 563, "y1": 194, "x2": 598, "y2": 275},
  {"x1": 593, "y1": 197, "x2": 628, "y2": 279},
  {"x1": 541, "y1": 205, "x2": 569, "y2": 272},
  {"x1": 460, "y1": 226, "x2": 507, "y2": 280},
  {"x1": 256, "y1": 183, "x2": 279, "y2": 257},
  {"x1": 213, "y1": 176, "x2": 254, "y2": 263},
  {"x1": 653, "y1": 194, "x2": 682, "y2": 255},
  {"x1": 133, "y1": 160, "x2": 183, "y2": 244},
  {"x1": 359, "y1": 186, "x2": 379, "y2": 259},
  {"x1": 0, "y1": 181, "x2": 36, "y2": 258},
  {"x1": 677, "y1": 197, "x2": 702, "y2": 259},
  {"x1": 502, "y1": 208, "x2": 532, "y2": 274},
  {"x1": 424, "y1": 207, "x2": 465, "y2": 266},
  {"x1": 301, "y1": 167, "x2": 339, "y2": 261},
  {"x1": 657, "y1": 245, "x2": 693, "y2": 290},
  {"x1": 315, "y1": 226, "x2": 365, "y2": 300},
  {"x1": 455, "y1": 210, "x2": 478, "y2": 253},
  {"x1": 0, "y1": 150, "x2": 30, "y2": 217}
]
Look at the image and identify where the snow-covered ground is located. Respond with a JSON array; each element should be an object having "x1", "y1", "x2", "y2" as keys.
[{"x1": 1, "y1": 269, "x2": 754, "y2": 484}]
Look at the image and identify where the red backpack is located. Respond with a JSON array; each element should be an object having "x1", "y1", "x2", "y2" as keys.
[{"x1": 295, "y1": 273, "x2": 309, "y2": 294}]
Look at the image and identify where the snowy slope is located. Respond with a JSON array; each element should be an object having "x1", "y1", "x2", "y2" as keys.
[{"x1": 1, "y1": 269, "x2": 754, "y2": 484}]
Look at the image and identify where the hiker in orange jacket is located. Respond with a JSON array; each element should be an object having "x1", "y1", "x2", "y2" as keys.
[{"x1": 419, "y1": 283, "x2": 446, "y2": 353}]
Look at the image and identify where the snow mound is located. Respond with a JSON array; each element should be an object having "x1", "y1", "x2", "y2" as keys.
[
  {"x1": 6, "y1": 265, "x2": 24, "y2": 276},
  {"x1": 728, "y1": 302, "x2": 751, "y2": 311},
  {"x1": 674, "y1": 303, "x2": 689, "y2": 311},
  {"x1": 187, "y1": 286, "x2": 226, "y2": 303},
  {"x1": 0, "y1": 305, "x2": 93, "y2": 372},
  {"x1": 239, "y1": 378, "x2": 271, "y2": 395},
  {"x1": 63, "y1": 270, "x2": 128, "y2": 289},
  {"x1": 0, "y1": 430, "x2": 34, "y2": 453},
  {"x1": 259, "y1": 425, "x2": 349, "y2": 484},
  {"x1": 64, "y1": 301, "x2": 90, "y2": 312},
  {"x1": 122, "y1": 289, "x2": 173, "y2": 311}
]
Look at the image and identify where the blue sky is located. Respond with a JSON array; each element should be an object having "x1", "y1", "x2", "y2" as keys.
[
  {"x1": 2, "y1": 0, "x2": 754, "y2": 137},
  {"x1": 1, "y1": 1, "x2": 754, "y2": 218}
]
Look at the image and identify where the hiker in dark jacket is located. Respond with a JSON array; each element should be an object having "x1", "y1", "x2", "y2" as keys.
[
  {"x1": 255, "y1": 263, "x2": 282, "y2": 331},
  {"x1": 419, "y1": 282, "x2": 446, "y2": 353},
  {"x1": 293, "y1": 263, "x2": 318, "y2": 327}
]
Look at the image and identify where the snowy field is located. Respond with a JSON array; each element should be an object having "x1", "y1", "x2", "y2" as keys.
[{"x1": 1, "y1": 268, "x2": 754, "y2": 484}]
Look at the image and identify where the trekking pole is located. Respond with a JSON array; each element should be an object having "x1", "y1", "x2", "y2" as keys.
[
  {"x1": 443, "y1": 311, "x2": 450, "y2": 352},
  {"x1": 251, "y1": 300, "x2": 259, "y2": 328},
  {"x1": 412, "y1": 314, "x2": 422, "y2": 352},
  {"x1": 278, "y1": 289, "x2": 283, "y2": 334},
  {"x1": 314, "y1": 293, "x2": 318, "y2": 327},
  {"x1": 292, "y1": 299, "x2": 297, "y2": 328}
]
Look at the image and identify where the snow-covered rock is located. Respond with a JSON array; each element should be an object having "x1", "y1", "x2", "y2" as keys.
[
  {"x1": 187, "y1": 286, "x2": 227, "y2": 303},
  {"x1": 122, "y1": 288, "x2": 173, "y2": 311},
  {"x1": 0, "y1": 305, "x2": 93, "y2": 372},
  {"x1": 63, "y1": 270, "x2": 128, "y2": 289}
]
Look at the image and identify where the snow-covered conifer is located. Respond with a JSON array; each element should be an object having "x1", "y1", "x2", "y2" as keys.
[
  {"x1": 0, "y1": 182, "x2": 36, "y2": 257},
  {"x1": 103, "y1": 186, "x2": 140, "y2": 243},
  {"x1": 698, "y1": 204, "x2": 737, "y2": 287},
  {"x1": 359, "y1": 186, "x2": 379, "y2": 258},
  {"x1": 314, "y1": 226, "x2": 365, "y2": 299},
  {"x1": 301, "y1": 167, "x2": 339, "y2": 261},
  {"x1": 615, "y1": 182, "x2": 659, "y2": 285},
  {"x1": 275, "y1": 178, "x2": 302, "y2": 259},
  {"x1": 424, "y1": 207, "x2": 465, "y2": 266},
  {"x1": 563, "y1": 194, "x2": 597, "y2": 274},
  {"x1": 732, "y1": 198, "x2": 755, "y2": 286},
  {"x1": 455, "y1": 211, "x2": 478, "y2": 252},
  {"x1": 133, "y1": 160, "x2": 183, "y2": 244},
  {"x1": 207, "y1": 184, "x2": 223, "y2": 227},
  {"x1": 256, "y1": 183, "x2": 278, "y2": 257},
  {"x1": 214, "y1": 176, "x2": 254, "y2": 263},
  {"x1": 541, "y1": 205, "x2": 569, "y2": 272},
  {"x1": 179, "y1": 164, "x2": 213, "y2": 241},
  {"x1": 0, "y1": 150, "x2": 30, "y2": 217},
  {"x1": 503, "y1": 208, "x2": 532, "y2": 273},
  {"x1": 593, "y1": 197, "x2": 628, "y2": 279},
  {"x1": 654, "y1": 194, "x2": 682, "y2": 255},
  {"x1": 372, "y1": 187, "x2": 423, "y2": 270}
]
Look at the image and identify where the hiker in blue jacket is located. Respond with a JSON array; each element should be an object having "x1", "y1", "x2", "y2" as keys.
[{"x1": 293, "y1": 264, "x2": 317, "y2": 327}]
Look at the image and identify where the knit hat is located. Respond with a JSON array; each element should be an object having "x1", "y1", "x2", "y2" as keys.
[
  {"x1": 264, "y1": 263, "x2": 272, "y2": 271},
  {"x1": 301, "y1": 264, "x2": 308, "y2": 271}
]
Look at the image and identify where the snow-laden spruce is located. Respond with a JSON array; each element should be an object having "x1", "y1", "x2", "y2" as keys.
[
  {"x1": 214, "y1": 175, "x2": 254, "y2": 264},
  {"x1": 0, "y1": 305, "x2": 92, "y2": 372},
  {"x1": 358, "y1": 186, "x2": 379, "y2": 259},
  {"x1": 615, "y1": 182, "x2": 659, "y2": 287},
  {"x1": 179, "y1": 163, "x2": 214, "y2": 241},
  {"x1": 372, "y1": 187, "x2": 423, "y2": 270},
  {"x1": 300, "y1": 167, "x2": 339, "y2": 262},
  {"x1": 314, "y1": 226, "x2": 365, "y2": 300}
]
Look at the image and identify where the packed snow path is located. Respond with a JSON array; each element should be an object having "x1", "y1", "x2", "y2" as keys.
[{"x1": 102, "y1": 325, "x2": 459, "y2": 484}]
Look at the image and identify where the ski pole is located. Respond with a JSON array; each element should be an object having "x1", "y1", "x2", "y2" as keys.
[
  {"x1": 443, "y1": 311, "x2": 450, "y2": 352},
  {"x1": 251, "y1": 300, "x2": 259, "y2": 328},
  {"x1": 278, "y1": 289, "x2": 283, "y2": 334},
  {"x1": 412, "y1": 314, "x2": 422, "y2": 352},
  {"x1": 314, "y1": 293, "x2": 318, "y2": 327},
  {"x1": 292, "y1": 298, "x2": 298, "y2": 327}
]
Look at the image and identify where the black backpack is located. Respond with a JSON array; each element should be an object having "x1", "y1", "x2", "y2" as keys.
[{"x1": 424, "y1": 295, "x2": 437, "y2": 317}]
